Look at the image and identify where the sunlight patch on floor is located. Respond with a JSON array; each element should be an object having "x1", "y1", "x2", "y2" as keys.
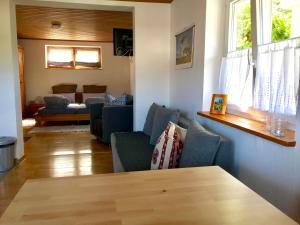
[{"x1": 22, "y1": 118, "x2": 36, "y2": 128}]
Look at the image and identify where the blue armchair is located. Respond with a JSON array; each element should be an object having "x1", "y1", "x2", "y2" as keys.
[{"x1": 90, "y1": 103, "x2": 133, "y2": 144}]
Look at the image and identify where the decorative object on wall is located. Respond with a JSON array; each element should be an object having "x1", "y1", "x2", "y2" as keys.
[
  {"x1": 175, "y1": 25, "x2": 195, "y2": 69},
  {"x1": 113, "y1": 28, "x2": 133, "y2": 56},
  {"x1": 210, "y1": 94, "x2": 228, "y2": 115}
]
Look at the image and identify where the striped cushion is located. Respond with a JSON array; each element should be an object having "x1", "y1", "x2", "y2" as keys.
[{"x1": 151, "y1": 122, "x2": 187, "y2": 170}]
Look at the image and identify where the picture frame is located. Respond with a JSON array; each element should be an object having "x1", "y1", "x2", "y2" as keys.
[
  {"x1": 210, "y1": 94, "x2": 228, "y2": 115},
  {"x1": 175, "y1": 25, "x2": 195, "y2": 69}
]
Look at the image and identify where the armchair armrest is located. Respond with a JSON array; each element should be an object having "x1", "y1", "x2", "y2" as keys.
[
  {"x1": 89, "y1": 103, "x2": 104, "y2": 136},
  {"x1": 102, "y1": 105, "x2": 133, "y2": 144},
  {"x1": 90, "y1": 103, "x2": 104, "y2": 120}
]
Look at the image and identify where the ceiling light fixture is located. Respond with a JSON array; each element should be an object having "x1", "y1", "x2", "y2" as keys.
[{"x1": 51, "y1": 21, "x2": 62, "y2": 29}]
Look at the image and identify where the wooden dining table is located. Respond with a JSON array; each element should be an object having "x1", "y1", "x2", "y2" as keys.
[{"x1": 0, "y1": 166, "x2": 298, "y2": 225}]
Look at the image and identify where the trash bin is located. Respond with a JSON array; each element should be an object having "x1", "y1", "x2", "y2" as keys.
[{"x1": 0, "y1": 137, "x2": 16, "y2": 172}]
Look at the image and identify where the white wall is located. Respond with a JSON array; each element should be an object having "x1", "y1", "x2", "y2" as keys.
[
  {"x1": 198, "y1": 116, "x2": 300, "y2": 222},
  {"x1": 170, "y1": 0, "x2": 225, "y2": 115},
  {"x1": 202, "y1": 0, "x2": 226, "y2": 110},
  {"x1": 170, "y1": 0, "x2": 206, "y2": 119},
  {"x1": 18, "y1": 39, "x2": 131, "y2": 103},
  {"x1": 0, "y1": 0, "x2": 24, "y2": 159},
  {"x1": 133, "y1": 4, "x2": 171, "y2": 130}
]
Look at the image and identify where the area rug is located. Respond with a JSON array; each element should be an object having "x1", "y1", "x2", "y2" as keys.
[{"x1": 28, "y1": 125, "x2": 90, "y2": 134}]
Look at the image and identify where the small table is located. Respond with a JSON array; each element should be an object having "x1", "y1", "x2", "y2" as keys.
[
  {"x1": 0, "y1": 167, "x2": 298, "y2": 225},
  {"x1": 27, "y1": 102, "x2": 45, "y2": 117}
]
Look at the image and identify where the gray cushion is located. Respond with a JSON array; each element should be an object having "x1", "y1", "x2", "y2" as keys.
[
  {"x1": 114, "y1": 132, "x2": 154, "y2": 171},
  {"x1": 85, "y1": 97, "x2": 106, "y2": 107},
  {"x1": 179, "y1": 120, "x2": 221, "y2": 168},
  {"x1": 143, "y1": 103, "x2": 161, "y2": 136},
  {"x1": 44, "y1": 95, "x2": 70, "y2": 109},
  {"x1": 126, "y1": 94, "x2": 133, "y2": 105},
  {"x1": 150, "y1": 107, "x2": 180, "y2": 145}
]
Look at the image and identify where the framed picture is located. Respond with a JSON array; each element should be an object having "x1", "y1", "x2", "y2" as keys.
[
  {"x1": 210, "y1": 94, "x2": 228, "y2": 115},
  {"x1": 175, "y1": 25, "x2": 195, "y2": 69}
]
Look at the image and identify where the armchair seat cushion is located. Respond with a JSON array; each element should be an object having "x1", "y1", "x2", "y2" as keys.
[{"x1": 114, "y1": 132, "x2": 154, "y2": 172}]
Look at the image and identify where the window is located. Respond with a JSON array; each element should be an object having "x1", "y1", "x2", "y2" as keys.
[
  {"x1": 45, "y1": 45, "x2": 102, "y2": 70},
  {"x1": 229, "y1": 0, "x2": 252, "y2": 51},
  {"x1": 221, "y1": 0, "x2": 300, "y2": 120},
  {"x1": 258, "y1": 0, "x2": 300, "y2": 44}
]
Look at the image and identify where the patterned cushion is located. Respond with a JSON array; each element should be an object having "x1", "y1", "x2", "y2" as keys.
[
  {"x1": 105, "y1": 92, "x2": 116, "y2": 104},
  {"x1": 113, "y1": 94, "x2": 127, "y2": 105},
  {"x1": 151, "y1": 122, "x2": 187, "y2": 170}
]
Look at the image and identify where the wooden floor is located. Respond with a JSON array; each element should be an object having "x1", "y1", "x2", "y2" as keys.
[{"x1": 0, "y1": 131, "x2": 113, "y2": 217}]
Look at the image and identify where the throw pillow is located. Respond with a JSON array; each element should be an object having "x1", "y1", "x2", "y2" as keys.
[
  {"x1": 85, "y1": 97, "x2": 105, "y2": 108},
  {"x1": 44, "y1": 95, "x2": 70, "y2": 109},
  {"x1": 143, "y1": 103, "x2": 161, "y2": 136},
  {"x1": 53, "y1": 93, "x2": 75, "y2": 103},
  {"x1": 82, "y1": 93, "x2": 105, "y2": 102},
  {"x1": 151, "y1": 122, "x2": 187, "y2": 170},
  {"x1": 179, "y1": 120, "x2": 221, "y2": 168},
  {"x1": 150, "y1": 107, "x2": 180, "y2": 145},
  {"x1": 111, "y1": 94, "x2": 127, "y2": 105},
  {"x1": 105, "y1": 92, "x2": 116, "y2": 104}
]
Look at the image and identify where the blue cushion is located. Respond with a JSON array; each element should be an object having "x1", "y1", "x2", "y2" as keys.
[
  {"x1": 112, "y1": 94, "x2": 127, "y2": 105},
  {"x1": 149, "y1": 107, "x2": 180, "y2": 145},
  {"x1": 44, "y1": 95, "x2": 70, "y2": 109},
  {"x1": 179, "y1": 120, "x2": 221, "y2": 168},
  {"x1": 143, "y1": 103, "x2": 162, "y2": 136},
  {"x1": 105, "y1": 92, "x2": 116, "y2": 104}
]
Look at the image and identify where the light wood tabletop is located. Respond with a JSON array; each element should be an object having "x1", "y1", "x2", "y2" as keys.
[{"x1": 0, "y1": 166, "x2": 298, "y2": 225}]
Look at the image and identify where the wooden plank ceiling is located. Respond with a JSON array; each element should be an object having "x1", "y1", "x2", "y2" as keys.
[
  {"x1": 16, "y1": 5, "x2": 133, "y2": 42},
  {"x1": 118, "y1": 0, "x2": 173, "y2": 3}
]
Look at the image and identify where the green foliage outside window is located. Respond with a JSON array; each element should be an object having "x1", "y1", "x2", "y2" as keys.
[
  {"x1": 236, "y1": 0, "x2": 292, "y2": 50},
  {"x1": 236, "y1": 3, "x2": 252, "y2": 50},
  {"x1": 272, "y1": 0, "x2": 292, "y2": 42}
]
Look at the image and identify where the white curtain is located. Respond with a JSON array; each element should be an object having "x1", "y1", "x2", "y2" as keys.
[
  {"x1": 219, "y1": 49, "x2": 253, "y2": 111},
  {"x1": 254, "y1": 38, "x2": 300, "y2": 115}
]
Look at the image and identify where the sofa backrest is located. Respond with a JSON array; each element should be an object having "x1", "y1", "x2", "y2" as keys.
[{"x1": 178, "y1": 116, "x2": 233, "y2": 173}]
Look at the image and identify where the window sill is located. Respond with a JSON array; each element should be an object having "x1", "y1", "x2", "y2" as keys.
[{"x1": 197, "y1": 112, "x2": 296, "y2": 147}]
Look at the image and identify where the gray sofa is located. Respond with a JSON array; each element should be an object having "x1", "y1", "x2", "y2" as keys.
[{"x1": 111, "y1": 116, "x2": 233, "y2": 173}]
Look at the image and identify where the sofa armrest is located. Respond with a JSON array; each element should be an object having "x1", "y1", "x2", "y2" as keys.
[
  {"x1": 102, "y1": 105, "x2": 133, "y2": 143},
  {"x1": 111, "y1": 133, "x2": 126, "y2": 173}
]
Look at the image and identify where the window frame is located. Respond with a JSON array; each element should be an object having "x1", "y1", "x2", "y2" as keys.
[{"x1": 45, "y1": 45, "x2": 103, "y2": 70}]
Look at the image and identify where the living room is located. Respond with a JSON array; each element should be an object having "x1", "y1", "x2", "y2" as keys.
[
  {"x1": 0, "y1": 0, "x2": 300, "y2": 224},
  {"x1": 16, "y1": 5, "x2": 133, "y2": 128}
]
